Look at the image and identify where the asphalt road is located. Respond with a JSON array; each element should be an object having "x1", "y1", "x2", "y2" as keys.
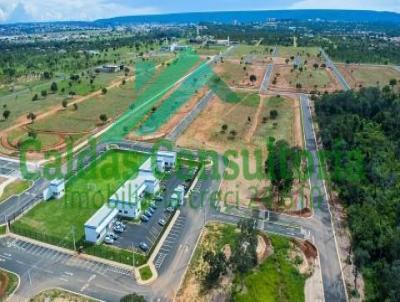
[{"x1": 320, "y1": 48, "x2": 351, "y2": 91}]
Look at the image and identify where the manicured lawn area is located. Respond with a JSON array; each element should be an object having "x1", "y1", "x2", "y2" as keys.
[
  {"x1": 232, "y1": 235, "x2": 306, "y2": 302},
  {"x1": 139, "y1": 265, "x2": 153, "y2": 281},
  {"x1": 0, "y1": 270, "x2": 18, "y2": 300},
  {"x1": 0, "y1": 179, "x2": 32, "y2": 204},
  {"x1": 13, "y1": 150, "x2": 147, "y2": 242}
]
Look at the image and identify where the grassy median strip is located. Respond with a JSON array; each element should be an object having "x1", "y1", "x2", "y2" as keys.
[
  {"x1": 139, "y1": 265, "x2": 153, "y2": 281},
  {"x1": 0, "y1": 180, "x2": 31, "y2": 204},
  {"x1": 0, "y1": 270, "x2": 18, "y2": 300}
]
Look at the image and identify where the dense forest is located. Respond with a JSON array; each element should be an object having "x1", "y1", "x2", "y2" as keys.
[{"x1": 315, "y1": 87, "x2": 400, "y2": 301}]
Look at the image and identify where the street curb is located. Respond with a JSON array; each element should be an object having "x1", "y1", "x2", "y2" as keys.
[
  {"x1": 134, "y1": 209, "x2": 181, "y2": 285},
  {"x1": 7, "y1": 233, "x2": 134, "y2": 271},
  {"x1": 0, "y1": 268, "x2": 20, "y2": 302}
]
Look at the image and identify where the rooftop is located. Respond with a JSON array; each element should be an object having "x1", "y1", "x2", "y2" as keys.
[{"x1": 84, "y1": 204, "x2": 118, "y2": 229}]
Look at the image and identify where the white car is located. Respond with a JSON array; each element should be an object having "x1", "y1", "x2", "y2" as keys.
[{"x1": 104, "y1": 235, "x2": 114, "y2": 244}]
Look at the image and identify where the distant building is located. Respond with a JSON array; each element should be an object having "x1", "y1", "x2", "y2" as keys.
[
  {"x1": 95, "y1": 64, "x2": 121, "y2": 73},
  {"x1": 43, "y1": 179, "x2": 65, "y2": 201},
  {"x1": 84, "y1": 204, "x2": 118, "y2": 244},
  {"x1": 161, "y1": 43, "x2": 190, "y2": 52}
]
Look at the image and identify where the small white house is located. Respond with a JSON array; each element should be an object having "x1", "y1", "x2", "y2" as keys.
[
  {"x1": 156, "y1": 151, "x2": 177, "y2": 172},
  {"x1": 84, "y1": 205, "x2": 118, "y2": 244},
  {"x1": 171, "y1": 185, "x2": 185, "y2": 206},
  {"x1": 43, "y1": 179, "x2": 65, "y2": 201}
]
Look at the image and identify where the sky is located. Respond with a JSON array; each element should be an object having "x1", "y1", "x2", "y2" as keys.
[{"x1": 0, "y1": 0, "x2": 399, "y2": 23}]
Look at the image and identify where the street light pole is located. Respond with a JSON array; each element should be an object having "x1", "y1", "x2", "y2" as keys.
[{"x1": 72, "y1": 226, "x2": 76, "y2": 252}]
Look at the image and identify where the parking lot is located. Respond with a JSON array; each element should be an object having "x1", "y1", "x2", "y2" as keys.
[
  {"x1": 0, "y1": 158, "x2": 20, "y2": 177},
  {"x1": 108, "y1": 166, "x2": 193, "y2": 254},
  {"x1": 153, "y1": 214, "x2": 187, "y2": 272}
]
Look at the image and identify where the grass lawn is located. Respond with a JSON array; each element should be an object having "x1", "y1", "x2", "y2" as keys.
[
  {"x1": 0, "y1": 270, "x2": 18, "y2": 300},
  {"x1": 13, "y1": 150, "x2": 147, "y2": 242},
  {"x1": 195, "y1": 46, "x2": 226, "y2": 56},
  {"x1": 232, "y1": 235, "x2": 305, "y2": 302},
  {"x1": 287, "y1": 68, "x2": 331, "y2": 90},
  {"x1": 253, "y1": 96, "x2": 295, "y2": 146},
  {"x1": 139, "y1": 265, "x2": 153, "y2": 281},
  {"x1": 0, "y1": 179, "x2": 32, "y2": 204}
]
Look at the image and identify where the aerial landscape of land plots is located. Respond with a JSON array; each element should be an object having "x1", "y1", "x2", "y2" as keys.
[
  {"x1": 176, "y1": 45, "x2": 307, "y2": 212},
  {"x1": 269, "y1": 46, "x2": 342, "y2": 93},
  {"x1": 336, "y1": 63, "x2": 400, "y2": 89}
]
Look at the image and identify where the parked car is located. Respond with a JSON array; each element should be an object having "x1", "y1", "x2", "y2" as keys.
[
  {"x1": 113, "y1": 225, "x2": 124, "y2": 233},
  {"x1": 158, "y1": 218, "x2": 166, "y2": 226},
  {"x1": 155, "y1": 196, "x2": 163, "y2": 202},
  {"x1": 139, "y1": 242, "x2": 149, "y2": 252},
  {"x1": 150, "y1": 202, "x2": 157, "y2": 209},
  {"x1": 107, "y1": 232, "x2": 119, "y2": 240},
  {"x1": 104, "y1": 235, "x2": 114, "y2": 244},
  {"x1": 148, "y1": 207, "x2": 155, "y2": 214},
  {"x1": 165, "y1": 207, "x2": 174, "y2": 213},
  {"x1": 145, "y1": 210, "x2": 153, "y2": 217},
  {"x1": 115, "y1": 221, "x2": 126, "y2": 230},
  {"x1": 141, "y1": 215, "x2": 150, "y2": 222}
]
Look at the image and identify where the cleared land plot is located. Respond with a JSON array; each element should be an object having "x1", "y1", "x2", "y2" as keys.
[
  {"x1": 270, "y1": 65, "x2": 340, "y2": 93},
  {"x1": 229, "y1": 45, "x2": 273, "y2": 59},
  {"x1": 13, "y1": 150, "x2": 147, "y2": 241},
  {"x1": 177, "y1": 223, "x2": 307, "y2": 302},
  {"x1": 277, "y1": 46, "x2": 321, "y2": 58},
  {"x1": 337, "y1": 64, "x2": 400, "y2": 89},
  {"x1": 195, "y1": 45, "x2": 227, "y2": 56},
  {"x1": 213, "y1": 59, "x2": 266, "y2": 89}
]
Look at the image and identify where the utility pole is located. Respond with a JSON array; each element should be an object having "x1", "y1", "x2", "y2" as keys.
[
  {"x1": 132, "y1": 243, "x2": 135, "y2": 267},
  {"x1": 72, "y1": 226, "x2": 76, "y2": 252}
]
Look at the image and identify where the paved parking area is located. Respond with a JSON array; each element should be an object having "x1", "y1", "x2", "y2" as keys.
[
  {"x1": 111, "y1": 168, "x2": 189, "y2": 253},
  {"x1": 0, "y1": 159, "x2": 20, "y2": 177},
  {"x1": 1, "y1": 237, "x2": 132, "y2": 277},
  {"x1": 153, "y1": 214, "x2": 187, "y2": 272}
]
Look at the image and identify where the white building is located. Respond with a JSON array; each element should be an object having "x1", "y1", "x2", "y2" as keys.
[
  {"x1": 171, "y1": 185, "x2": 185, "y2": 206},
  {"x1": 156, "y1": 151, "x2": 177, "y2": 172},
  {"x1": 84, "y1": 204, "x2": 118, "y2": 244},
  {"x1": 108, "y1": 158, "x2": 160, "y2": 219},
  {"x1": 43, "y1": 179, "x2": 65, "y2": 201}
]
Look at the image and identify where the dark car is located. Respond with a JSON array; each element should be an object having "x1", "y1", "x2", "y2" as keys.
[
  {"x1": 139, "y1": 242, "x2": 149, "y2": 252},
  {"x1": 141, "y1": 215, "x2": 150, "y2": 222}
]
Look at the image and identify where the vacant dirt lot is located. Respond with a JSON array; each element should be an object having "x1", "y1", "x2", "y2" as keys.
[
  {"x1": 270, "y1": 65, "x2": 341, "y2": 93},
  {"x1": 337, "y1": 64, "x2": 400, "y2": 89},
  {"x1": 177, "y1": 94, "x2": 304, "y2": 207},
  {"x1": 213, "y1": 59, "x2": 266, "y2": 89}
]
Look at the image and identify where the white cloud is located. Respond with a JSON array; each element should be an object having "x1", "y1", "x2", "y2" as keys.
[
  {"x1": 0, "y1": 0, "x2": 159, "y2": 23},
  {"x1": 291, "y1": 0, "x2": 400, "y2": 12}
]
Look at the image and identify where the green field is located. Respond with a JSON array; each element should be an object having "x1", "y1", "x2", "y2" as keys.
[
  {"x1": 232, "y1": 235, "x2": 306, "y2": 302},
  {"x1": 13, "y1": 150, "x2": 147, "y2": 241},
  {"x1": 139, "y1": 265, "x2": 153, "y2": 281},
  {"x1": 229, "y1": 45, "x2": 272, "y2": 58}
]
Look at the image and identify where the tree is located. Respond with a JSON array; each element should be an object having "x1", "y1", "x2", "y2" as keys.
[
  {"x1": 202, "y1": 251, "x2": 227, "y2": 289},
  {"x1": 249, "y1": 74, "x2": 257, "y2": 85},
  {"x1": 389, "y1": 78, "x2": 397, "y2": 88},
  {"x1": 62, "y1": 100, "x2": 68, "y2": 109},
  {"x1": 27, "y1": 112, "x2": 36, "y2": 123},
  {"x1": 41, "y1": 90, "x2": 47, "y2": 97},
  {"x1": 73, "y1": 103, "x2": 78, "y2": 111},
  {"x1": 221, "y1": 124, "x2": 228, "y2": 133},
  {"x1": 101, "y1": 87, "x2": 108, "y2": 94},
  {"x1": 50, "y1": 82, "x2": 58, "y2": 93},
  {"x1": 313, "y1": 63, "x2": 319, "y2": 70},
  {"x1": 28, "y1": 131, "x2": 37, "y2": 139},
  {"x1": 120, "y1": 293, "x2": 146, "y2": 302},
  {"x1": 99, "y1": 114, "x2": 108, "y2": 123},
  {"x1": 32, "y1": 94, "x2": 39, "y2": 101},
  {"x1": 270, "y1": 110, "x2": 278, "y2": 119},
  {"x1": 2, "y1": 110, "x2": 10, "y2": 120}
]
